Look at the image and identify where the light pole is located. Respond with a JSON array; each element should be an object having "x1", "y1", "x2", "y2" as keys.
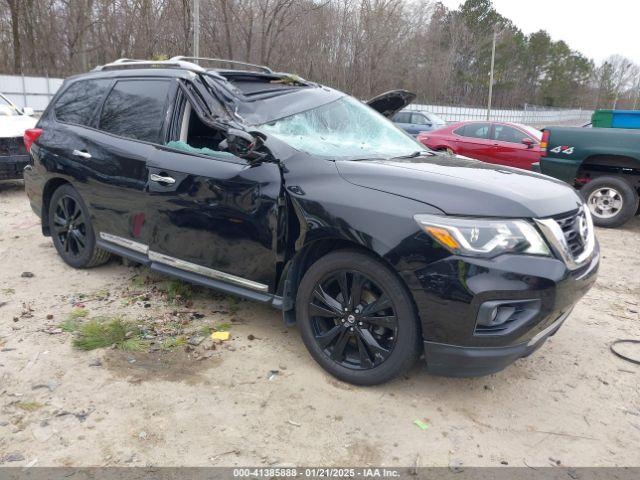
[
  {"x1": 193, "y1": 0, "x2": 200, "y2": 58},
  {"x1": 486, "y1": 29, "x2": 497, "y2": 121}
]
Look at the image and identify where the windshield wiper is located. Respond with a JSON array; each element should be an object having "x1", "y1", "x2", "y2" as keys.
[{"x1": 391, "y1": 151, "x2": 429, "y2": 160}]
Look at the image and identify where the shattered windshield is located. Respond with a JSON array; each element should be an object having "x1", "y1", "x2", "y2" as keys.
[{"x1": 258, "y1": 96, "x2": 426, "y2": 159}]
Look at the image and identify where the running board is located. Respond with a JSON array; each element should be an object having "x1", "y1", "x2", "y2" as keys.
[{"x1": 96, "y1": 238, "x2": 283, "y2": 309}]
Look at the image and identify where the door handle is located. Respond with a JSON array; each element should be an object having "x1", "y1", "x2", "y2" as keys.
[
  {"x1": 72, "y1": 149, "x2": 92, "y2": 159},
  {"x1": 150, "y1": 173, "x2": 176, "y2": 185}
]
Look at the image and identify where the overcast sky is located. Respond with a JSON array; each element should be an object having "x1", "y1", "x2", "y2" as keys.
[{"x1": 438, "y1": 0, "x2": 639, "y2": 65}]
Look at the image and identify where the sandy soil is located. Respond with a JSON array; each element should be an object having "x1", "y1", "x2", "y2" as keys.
[{"x1": 1, "y1": 179, "x2": 639, "y2": 468}]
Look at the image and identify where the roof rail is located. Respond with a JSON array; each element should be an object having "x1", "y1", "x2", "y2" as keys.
[
  {"x1": 93, "y1": 58, "x2": 207, "y2": 73},
  {"x1": 170, "y1": 56, "x2": 273, "y2": 74}
]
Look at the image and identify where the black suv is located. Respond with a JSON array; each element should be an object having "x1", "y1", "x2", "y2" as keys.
[{"x1": 23, "y1": 57, "x2": 599, "y2": 385}]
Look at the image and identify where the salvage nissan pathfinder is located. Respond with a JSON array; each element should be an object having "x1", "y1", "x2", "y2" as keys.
[{"x1": 23, "y1": 57, "x2": 599, "y2": 385}]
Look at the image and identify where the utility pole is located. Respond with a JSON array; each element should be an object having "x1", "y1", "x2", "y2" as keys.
[
  {"x1": 486, "y1": 29, "x2": 497, "y2": 121},
  {"x1": 193, "y1": 0, "x2": 200, "y2": 58}
]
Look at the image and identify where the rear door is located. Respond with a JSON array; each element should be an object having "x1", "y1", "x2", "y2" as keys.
[
  {"x1": 451, "y1": 123, "x2": 494, "y2": 161},
  {"x1": 490, "y1": 124, "x2": 539, "y2": 169},
  {"x1": 80, "y1": 78, "x2": 175, "y2": 249}
]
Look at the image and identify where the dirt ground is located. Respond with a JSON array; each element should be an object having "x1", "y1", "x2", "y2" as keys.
[{"x1": 1, "y1": 179, "x2": 639, "y2": 468}]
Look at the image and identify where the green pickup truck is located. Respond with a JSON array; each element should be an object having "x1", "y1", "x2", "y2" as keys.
[{"x1": 536, "y1": 127, "x2": 640, "y2": 227}]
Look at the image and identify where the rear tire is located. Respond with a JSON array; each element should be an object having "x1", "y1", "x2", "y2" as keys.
[
  {"x1": 48, "y1": 184, "x2": 111, "y2": 268},
  {"x1": 296, "y1": 250, "x2": 421, "y2": 385},
  {"x1": 581, "y1": 176, "x2": 638, "y2": 228}
]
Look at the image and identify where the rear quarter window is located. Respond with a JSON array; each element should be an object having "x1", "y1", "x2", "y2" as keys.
[
  {"x1": 99, "y1": 79, "x2": 172, "y2": 144},
  {"x1": 54, "y1": 79, "x2": 111, "y2": 126}
]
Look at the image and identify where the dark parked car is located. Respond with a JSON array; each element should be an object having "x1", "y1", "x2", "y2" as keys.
[
  {"x1": 392, "y1": 110, "x2": 446, "y2": 136},
  {"x1": 23, "y1": 57, "x2": 599, "y2": 385}
]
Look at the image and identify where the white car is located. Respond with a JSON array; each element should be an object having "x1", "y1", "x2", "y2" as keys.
[{"x1": 1, "y1": 93, "x2": 37, "y2": 180}]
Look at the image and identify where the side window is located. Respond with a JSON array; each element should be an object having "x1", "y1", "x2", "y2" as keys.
[
  {"x1": 493, "y1": 125, "x2": 528, "y2": 143},
  {"x1": 394, "y1": 112, "x2": 410, "y2": 123},
  {"x1": 99, "y1": 79, "x2": 171, "y2": 143},
  {"x1": 411, "y1": 113, "x2": 430, "y2": 125},
  {"x1": 455, "y1": 123, "x2": 490, "y2": 139},
  {"x1": 54, "y1": 79, "x2": 111, "y2": 126}
]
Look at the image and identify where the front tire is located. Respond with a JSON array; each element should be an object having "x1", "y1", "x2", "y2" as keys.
[
  {"x1": 296, "y1": 250, "x2": 421, "y2": 385},
  {"x1": 48, "y1": 184, "x2": 110, "y2": 268},
  {"x1": 581, "y1": 176, "x2": 639, "y2": 228}
]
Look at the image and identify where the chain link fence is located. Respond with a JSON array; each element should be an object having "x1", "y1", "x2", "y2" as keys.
[{"x1": 406, "y1": 103, "x2": 593, "y2": 128}]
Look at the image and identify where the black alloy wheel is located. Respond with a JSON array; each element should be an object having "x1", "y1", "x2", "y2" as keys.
[
  {"x1": 309, "y1": 270, "x2": 398, "y2": 370},
  {"x1": 297, "y1": 250, "x2": 421, "y2": 385},
  {"x1": 48, "y1": 184, "x2": 111, "y2": 268},
  {"x1": 52, "y1": 194, "x2": 88, "y2": 258}
]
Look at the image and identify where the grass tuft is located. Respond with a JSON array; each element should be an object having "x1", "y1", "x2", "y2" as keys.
[
  {"x1": 216, "y1": 322, "x2": 231, "y2": 332},
  {"x1": 16, "y1": 401, "x2": 43, "y2": 412},
  {"x1": 59, "y1": 319, "x2": 80, "y2": 333},
  {"x1": 162, "y1": 336, "x2": 187, "y2": 349},
  {"x1": 227, "y1": 296, "x2": 240, "y2": 314},
  {"x1": 200, "y1": 325, "x2": 213, "y2": 336},
  {"x1": 73, "y1": 317, "x2": 140, "y2": 351},
  {"x1": 69, "y1": 308, "x2": 89, "y2": 320},
  {"x1": 165, "y1": 279, "x2": 193, "y2": 303}
]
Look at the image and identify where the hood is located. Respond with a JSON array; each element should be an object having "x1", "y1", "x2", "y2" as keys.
[
  {"x1": 366, "y1": 90, "x2": 416, "y2": 118},
  {"x1": 336, "y1": 154, "x2": 583, "y2": 218},
  {"x1": 0, "y1": 115, "x2": 37, "y2": 138}
]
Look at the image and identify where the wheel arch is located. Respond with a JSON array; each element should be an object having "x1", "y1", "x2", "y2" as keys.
[
  {"x1": 41, "y1": 177, "x2": 72, "y2": 236},
  {"x1": 276, "y1": 236, "x2": 418, "y2": 328},
  {"x1": 578, "y1": 155, "x2": 640, "y2": 189}
]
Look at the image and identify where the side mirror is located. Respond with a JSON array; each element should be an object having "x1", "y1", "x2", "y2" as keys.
[
  {"x1": 522, "y1": 138, "x2": 535, "y2": 149},
  {"x1": 22, "y1": 107, "x2": 34, "y2": 116},
  {"x1": 219, "y1": 128, "x2": 268, "y2": 162}
]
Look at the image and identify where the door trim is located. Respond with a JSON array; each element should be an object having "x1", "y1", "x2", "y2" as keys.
[
  {"x1": 148, "y1": 250, "x2": 269, "y2": 292},
  {"x1": 98, "y1": 231, "x2": 269, "y2": 292},
  {"x1": 99, "y1": 232, "x2": 148, "y2": 254}
]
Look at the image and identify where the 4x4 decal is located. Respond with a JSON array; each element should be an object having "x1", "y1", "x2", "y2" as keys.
[{"x1": 550, "y1": 145, "x2": 575, "y2": 155}]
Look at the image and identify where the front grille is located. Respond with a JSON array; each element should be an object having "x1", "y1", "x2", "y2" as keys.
[
  {"x1": 0, "y1": 136, "x2": 27, "y2": 156},
  {"x1": 554, "y1": 210, "x2": 587, "y2": 258}
]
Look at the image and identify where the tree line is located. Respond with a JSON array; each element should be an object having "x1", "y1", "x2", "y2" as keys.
[{"x1": 2, "y1": 0, "x2": 639, "y2": 110}]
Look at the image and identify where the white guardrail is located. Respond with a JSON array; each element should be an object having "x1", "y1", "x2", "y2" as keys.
[{"x1": 0, "y1": 74, "x2": 64, "y2": 112}]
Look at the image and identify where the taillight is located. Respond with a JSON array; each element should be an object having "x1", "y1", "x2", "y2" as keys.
[
  {"x1": 540, "y1": 130, "x2": 549, "y2": 156},
  {"x1": 23, "y1": 128, "x2": 43, "y2": 153}
]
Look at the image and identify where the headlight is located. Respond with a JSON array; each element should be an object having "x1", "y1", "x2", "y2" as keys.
[{"x1": 414, "y1": 214, "x2": 550, "y2": 258}]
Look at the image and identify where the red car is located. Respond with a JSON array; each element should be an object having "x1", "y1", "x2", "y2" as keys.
[{"x1": 417, "y1": 121, "x2": 543, "y2": 170}]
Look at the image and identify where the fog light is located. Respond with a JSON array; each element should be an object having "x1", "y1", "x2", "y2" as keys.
[{"x1": 475, "y1": 299, "x2": 541, "y2": 336}]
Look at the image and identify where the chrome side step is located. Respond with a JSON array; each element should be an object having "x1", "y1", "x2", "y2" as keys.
[{"x1": 96, "y1": 234, "x2": 282, "y2": 309}]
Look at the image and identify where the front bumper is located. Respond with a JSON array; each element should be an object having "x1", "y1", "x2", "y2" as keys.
[
  {"x1": 424, "y1": 308, "x2": 570, "y2": 376},
  {"x1": 401, "y1": 241, "x2": 599, "y2": 377},
  {"x1": 0, "y1": 154, "x2": 29, "y2": 180}
]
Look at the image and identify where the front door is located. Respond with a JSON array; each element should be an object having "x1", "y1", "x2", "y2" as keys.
[
  {"x1": 145, "y1": 147, "x2": 283, "y2": 292},
  {"x1": 452, "y1": 122, "x2": 494, "y2": 162},
  {"x1": 144, "y1": 88, "x2": 283, "y2": 292}
]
